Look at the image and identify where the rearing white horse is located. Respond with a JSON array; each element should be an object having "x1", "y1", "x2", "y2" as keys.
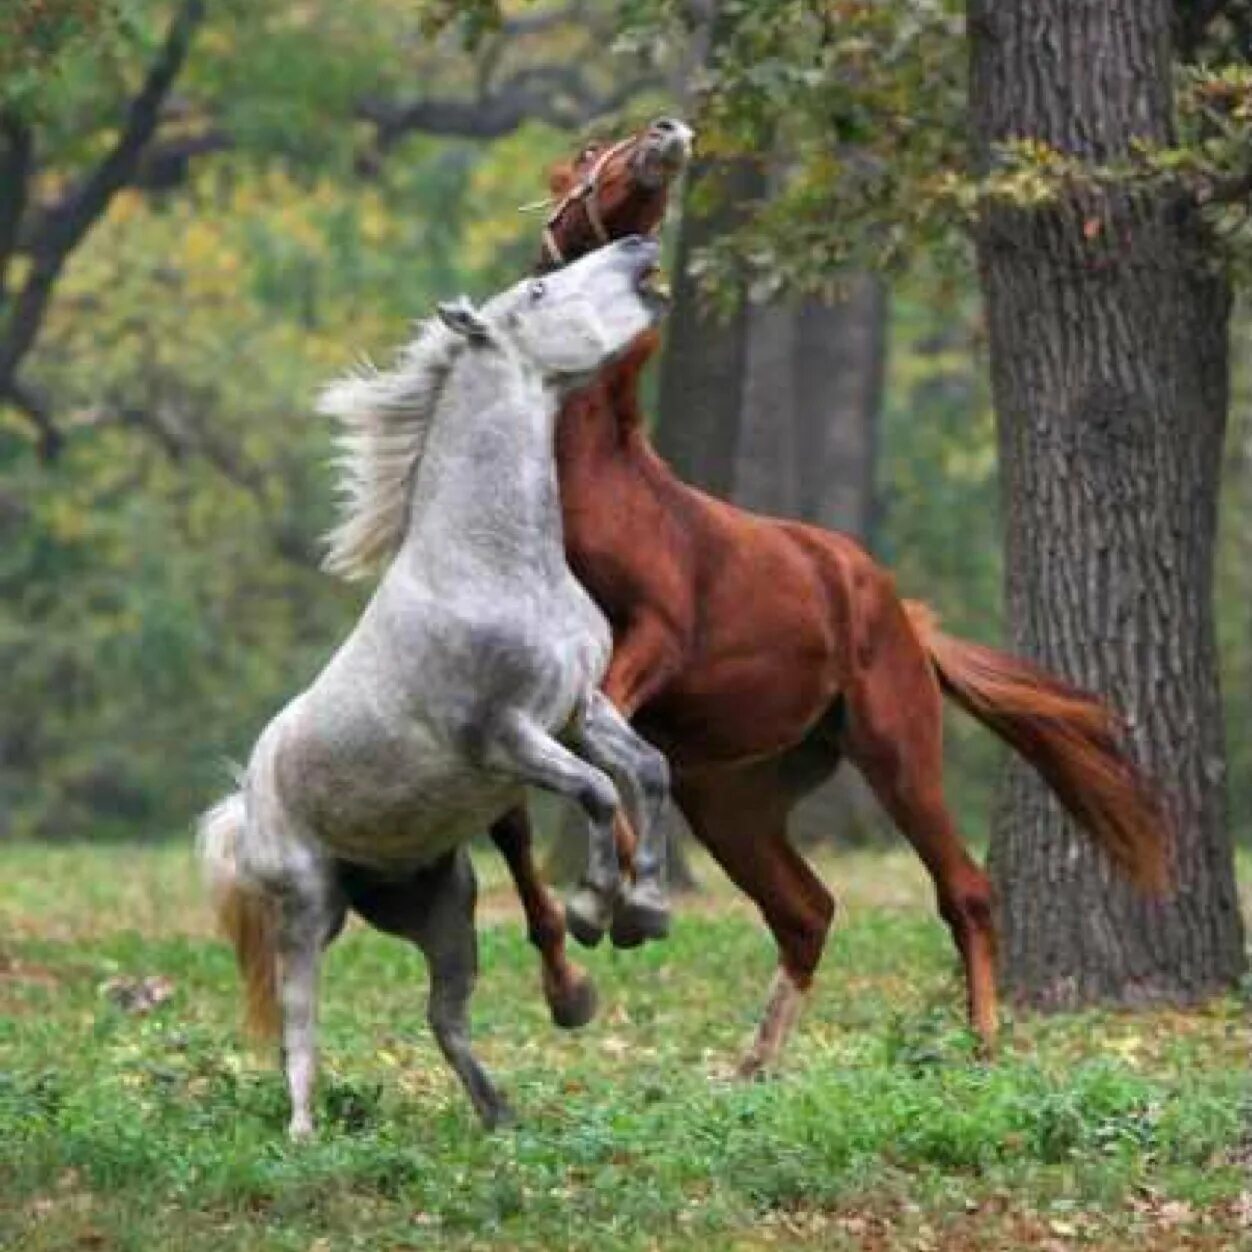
[{"x1": 199, "y1": 238, "x2": 671, "y2": 1137}]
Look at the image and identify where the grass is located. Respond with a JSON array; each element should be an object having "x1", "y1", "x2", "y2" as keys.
[{"x1": 1, "y1": 842, "x2": 1248, "y2": 1251}]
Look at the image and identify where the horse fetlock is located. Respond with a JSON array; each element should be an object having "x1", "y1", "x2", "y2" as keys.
[
  {"x1": 480, "y1": 1095, "x2": 518, "y2": 1132},
  {"x1": 609, "y1": 879, "x2": 671, "y2": 949},
  {"x1": 565, "y1": 882, "x2": 615, "y2": 947}
]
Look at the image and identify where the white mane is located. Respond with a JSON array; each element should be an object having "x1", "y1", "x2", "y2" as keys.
[{"x1": 317, "y1": 319, "x2": 460, "y2": 581}]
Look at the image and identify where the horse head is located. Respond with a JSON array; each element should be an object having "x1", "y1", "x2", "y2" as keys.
[
  {"x1": 537, "y1": 118, "x2": 693, "y2": 271},
  {"x1": 451, "y1": 236, "x2": 668, "y2": 381}
]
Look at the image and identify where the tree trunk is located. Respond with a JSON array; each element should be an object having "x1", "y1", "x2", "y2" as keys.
[
  {"x1": 654, "y1": 156, "x2": 763, "y2": 494},
  {"x1": 731, "y1": 274, "x2": 886, "y2": 549},
  {"x1": 795, "y1": 280, "x2": 886, "y2": 541},
  {"x1": 971, "y1": 0, "x2": 1246, "y2": 1006}
]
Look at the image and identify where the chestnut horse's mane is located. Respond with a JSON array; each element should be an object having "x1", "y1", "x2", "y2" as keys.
[{"x1": 316, "y1": 319, "x2": 459, "y2": 581}]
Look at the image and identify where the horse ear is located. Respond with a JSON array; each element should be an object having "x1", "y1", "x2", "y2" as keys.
[
  {"x1": 548, "y1": 162, "x2": 576, "y2": 196},
  {"x1": 437, "y1": 298, "x2": 490, "y2": 342}
]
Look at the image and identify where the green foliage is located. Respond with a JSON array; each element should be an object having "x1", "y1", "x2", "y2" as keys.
[
  {"x1": 1, "y1": 844, "x2": 1247, "y2": 1250},
  {"x1": 0, "y1": 0, "x2": 574, "y2": 838},
  {"x1": 619, "y1": 0, "x2": 969, "y2": 304},
  {"x1": 7, "y1": 0, "x2": 1252, "y2": 849}
]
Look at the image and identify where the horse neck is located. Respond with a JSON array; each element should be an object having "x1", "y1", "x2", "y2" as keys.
[
  {"x1": 400, "y1": 350, "x2": 566, "y2": 584},
  {"x1": 556, "y1": 333, "x2": 667, "y2": 476}
]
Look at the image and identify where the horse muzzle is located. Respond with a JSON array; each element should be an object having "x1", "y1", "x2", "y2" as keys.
[{"x1": 636, "y1": 118, "x2": 694, "y2": 186}]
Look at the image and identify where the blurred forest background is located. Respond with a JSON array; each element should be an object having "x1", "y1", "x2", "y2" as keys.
[{"x1": 2, "y1": 0, "x2": 1250, "y2": 856}]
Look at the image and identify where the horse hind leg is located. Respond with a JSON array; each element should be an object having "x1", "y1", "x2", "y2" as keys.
[
  {"x1": 489, "y1": 807, "x2": 598, "y2": 1030},
  {"x1": 675, "y1": 764, "x2": 836, "y2": 1079},
  {"x1": 416, "y1": 853, "x2": 514, "y2": 1128},
  {"x1": 341, "y1": 853, "x2": 512, "y2": 1128},
  {"x1": 275, "y1": 871, "x2": 346, "y2": 1140},
  {"x1": 567, "y1": 691, "x2": 672, "y2": 948},
  {"x1": 841, "y1": 605, "x2": 999, "y2": 1053}
]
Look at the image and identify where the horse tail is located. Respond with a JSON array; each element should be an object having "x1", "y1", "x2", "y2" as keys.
[
  {"x1": 197, "y1": 791, "x2": 282, "y2": 1040},
  {"x1": 902, "y1": 601, "x2": 1170, "y2": 894}
]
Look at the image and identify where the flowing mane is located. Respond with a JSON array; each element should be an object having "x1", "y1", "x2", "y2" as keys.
[{"x1": 317, "y1": 318, "x2": 460, "y2": 580}]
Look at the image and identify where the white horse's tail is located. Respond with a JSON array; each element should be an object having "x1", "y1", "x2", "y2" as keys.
[{"x1": 197, "y1": 791, "x2": 281, "y2": 1041}]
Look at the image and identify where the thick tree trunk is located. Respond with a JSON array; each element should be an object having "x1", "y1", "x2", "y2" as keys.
[
  {"x1": 795, "y1": 281, "x2": 886, "y2": 540},
  {"x1": 971, "y1": 0, "x2": 1246, "y2": 1005},
  {"x1": 732, "y1": 278, "x2": 885, "y2": 546},
  {"x1": 654, "y1": 156, "x2": 764, "y2": 494},
  {"x1": 735, "y1": 281, "x2": 889, "y2": 846}
]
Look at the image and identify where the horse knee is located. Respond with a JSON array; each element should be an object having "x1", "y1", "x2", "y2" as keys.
[
  {"x1": 578, "y1": 774, "x2": 619, "y2": 826},
  {"x1": 637, "y1": 747, "x2": 670, "y2": 803}
]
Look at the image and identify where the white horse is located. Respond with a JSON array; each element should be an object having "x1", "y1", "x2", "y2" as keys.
[{"x1": 199, "y1": 238, "x2": 672, "y2": 1137}]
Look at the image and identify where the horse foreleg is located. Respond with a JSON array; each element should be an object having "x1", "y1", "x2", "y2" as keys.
[
  {"x1": 567, "y1": 692, "x2": 672, "y2": 947},
  {"x1": 486, "y1": 713, "x2": 623, "y2": 946},
  {"x1": 675, "y1": 765, "x2": 836, "y2": 1079},
  {"x1": 489, "y1": 807, "x2": 598, "y2": 1030},
  {"x1": 596, "y1": 611, "x2": 685, "y2": 923}
]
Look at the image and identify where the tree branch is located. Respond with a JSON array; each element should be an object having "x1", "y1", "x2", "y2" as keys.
[
  {"x1": 360, "y1": 66, "x2": 661, "y2": 149},
  {"x1": 0, "y1": 2, "x2": 204, "y2": 376},
  {"x1": 0, "y1": 110, "x2": 32, "y2": 300},
  {"x1": 17, "y1": 126, "x2": 231, "y2": 249},
  {"x1": 0, "y1": 376, "x2": 62, "y2": 461},
  {"x1": 0, "y1": 0, "x2": 204, "y2": 453}
]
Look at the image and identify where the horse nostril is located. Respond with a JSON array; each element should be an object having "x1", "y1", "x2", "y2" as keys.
[
  {"x1": 652, "y1": 118, "x2": 677, "y2": 132},
  {"x1": 622, "y1": 235, "x2": 644, "y2": 249}
]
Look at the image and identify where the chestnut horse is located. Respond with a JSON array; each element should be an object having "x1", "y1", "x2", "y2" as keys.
[{"x1": 490, "y1": 120, "x2": 1168, "y2": 1071}]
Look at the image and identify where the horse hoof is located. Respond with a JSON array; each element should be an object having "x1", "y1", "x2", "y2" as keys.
[
  {"x1": 565, "y1": 887, "x2": 611, "y2": 948},
  {"x1": 733, "y1": 1054, "x2": 772, "y2": 1083},
  {"x1": 549, "y1": 970, "x2": 598, "y2": 1031},
  {"x1": 481, "y1": 1099, "x2": 517, "y2": 1132},
  {"x1": 610, "y1": 888, "x2": 671, "y2": 949}
]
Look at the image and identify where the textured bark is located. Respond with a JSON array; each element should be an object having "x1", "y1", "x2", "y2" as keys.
[
  {"x1": 795, "y1": 279, "x2": 886, "y2": 541},
  {"x1": 654, "y1": 157, "x2": 764, "y2": 495},
  {"x1": 732, "y1": 279, "x2": 886, "y2": 539},
  {"x1": 971, "y1": 0, "x2": 1246, "y2": 1006},
  {"x1": 735, "y1": 280, "x2": 888, "y2": 847}
]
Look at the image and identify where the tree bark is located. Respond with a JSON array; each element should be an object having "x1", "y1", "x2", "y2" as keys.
[
  {"x1": 971, "y1": 0, "x2": 1246, "y2": 1006},
  {"x1": 654, "y1": 156, "x2": 764, "y2": 495}
]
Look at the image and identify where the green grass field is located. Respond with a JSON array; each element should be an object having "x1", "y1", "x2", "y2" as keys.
[{"x1": 1, "y1": 842, "x2": 1248, "y2": 1251}]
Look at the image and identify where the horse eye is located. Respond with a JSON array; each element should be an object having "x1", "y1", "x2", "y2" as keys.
[{"x1": 528, "y1": 280, "x2": 547, "y2": 302}]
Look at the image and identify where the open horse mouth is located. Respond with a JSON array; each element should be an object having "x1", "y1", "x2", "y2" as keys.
[{"x1": 633, "y1": 118, "x2": 695, "y2": 189}]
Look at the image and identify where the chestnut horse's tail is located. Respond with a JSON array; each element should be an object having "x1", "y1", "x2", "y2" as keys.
[
  {"x1": 903, "y1": 601, "x2": 1170, "y2": 893},
  {"x1": 197, "y1": 792, "x2": 282, "y2": 1040}
]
